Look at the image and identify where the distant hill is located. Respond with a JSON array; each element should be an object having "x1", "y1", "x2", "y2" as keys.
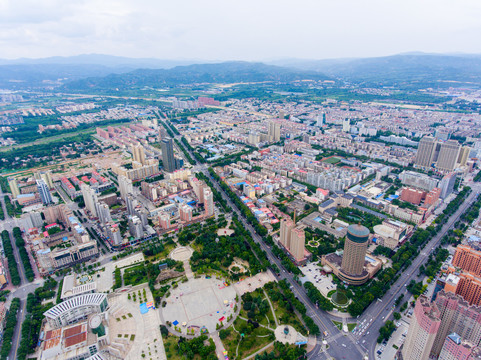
[
  {"x1": 0, "y1": 54, "x2": 213, "y2": 89},
  {"x1": 0, "y1": 54, "x2": 204, "y2": 69},
  {"x1": 61, "y1": 61, "x2": 330, "y2": 91},
  {"x1": 0, "y1": 63, "x2": 134, "y2": 89},
  {"x1": 271, "y1": 54, "x2": 481, "y2": 88},
  {"x1": 3, "y1": 53, "x2": 480, "y2": 91}
]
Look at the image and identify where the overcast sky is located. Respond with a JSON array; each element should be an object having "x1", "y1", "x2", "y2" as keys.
[{"x1": 1, "y1": 0, "x2": 481, "y2": 61}]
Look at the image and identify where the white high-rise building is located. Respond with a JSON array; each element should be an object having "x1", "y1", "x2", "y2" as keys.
[
  {"x1": 118, "y1": 175, "x2": 133, "y2": 201},
  {"x1": 96, "y1": 202, "x2": 111, "y2": 224},
  {"x1": 37, "y1": 179, "x2": 53, "y2": 205},
  {"x1": 342, "y1": 118, "x2": 351, "y2": 133},
  {"x1": 316, "y1": 113, "x2": 324, "y2": 127},
  {"x1": 125, "y1": 194, "x2": 138, "y2": 216},
  {"x1": 128, "y1": 216, "x2": 144, "y2": 239},
  {"x1": 81, "y1": 183, "x2": 98, "y2": 217}
]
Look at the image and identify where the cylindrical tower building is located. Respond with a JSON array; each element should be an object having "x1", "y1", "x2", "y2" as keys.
[{"x1": 341, "y1": 224, "x2": 370, "y2": 276}]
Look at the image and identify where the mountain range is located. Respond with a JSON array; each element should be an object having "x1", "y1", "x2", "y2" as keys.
[{"x1": 1, "y1": 53, "x2": 480, "y2": 90}]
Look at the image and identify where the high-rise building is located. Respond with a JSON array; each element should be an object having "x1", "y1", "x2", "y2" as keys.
[
  {"x1": 106, "y1": 222, "x2": 122, "y2": 246},
  {"x1": 131, "y1": 144, "x2": 146, "y2": 165},
  {"x1": 425, "y1": 187, "x2": 441, "y2": 206},
  {"x1": 37, "y1": 179, "x2": 53, "y2": 205},
  {"x1": 415, "y1": 136, "x2": 438, "y2": 169},
  {"x1": 439, "y1": 173, "x2": 457, "y2": 199},
  {"x1": 8, "y1": 177, "x2": 19, "y2": 198},
  {"x1": 27, "y1": 211, "x2": 43, "y2": 228},
  {"x1": 125, "y1": 194, "x2": 138, "y2": 216},
  {"x1": 341, "y1": 224, "x2": 370, "y2": 277},
  {"x1": 457, "y1": 146, "x2": 471, "y2": 167},
  {"x1": 81, "y1": 183, "x2": 98, "y2": 217},
  {"x1": 432, "y1": 290, "x2": 481, "y2": 357},
  {"x1": 452, "y1": 245, "x2": 481, "y2": 278},
  {"x1": 35, "y1": 170, "x2": 53, "y2": 188},
  {"x1": 203, "y1": 188, "x2": 214, "y2": 217},
  {"x1": 158, "y1": 213, "x2": 170, "y2": 229},
  {"x1": 268, "y1": 121, "x2": 281, "y2": 142},
  {"x1": 437, "y1": 140, "x2": 461, "y2": 172},
  {"x1": 128, "y1": 216, "x2": 144, "y2": 239},
  {"x1": 161, "y1": 138, "x2": 176, "y2": 173},
  {"x1": 402, "y1": 295, "x2": 441, "y2": 360},
  {"x1": 179, "y1": 204, "x2": 193, "y2": 222},
  {"x1": 438, "y1": 333, "x2": 480, "y2": 360},
  {"x1": 118, "y1": 175, "x2": 133, "y2": 201},
  {"x1": 342, "y1": 118, "x2": 350, "y2": 133},
  {"x1": 446, "y1": 272, "x2": 481, "y2": 307},
  {"x1": 248, "y1": 132, "x2": 261, "y2": 146},
  {"x1": 399, "y1": 170, "x2": 439, "y2": 192},
  {"x1": 191, "y1": 179, "x2": 206, "y2": 203},
  {"x1": 96, "y1": 202, "x2": 111, "y2": 224},
  {"x1": 316, "y1": 113, "x2": 324, "y2": 127},
  {"x1": 279, "y1": 218, "x2": 294, "y2": 249},
  {"x1": 290, "y1": 227, "x2": 305, "y2": 261}
]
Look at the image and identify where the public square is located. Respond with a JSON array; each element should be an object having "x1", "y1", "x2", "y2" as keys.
[{"x1": 160, "y1": 276, "x2": 238, "y2": 335}]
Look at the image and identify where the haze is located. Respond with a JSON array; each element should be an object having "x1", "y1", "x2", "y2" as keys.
[{"x1": 1, "y1": 0, "x2": 481, "y2": 60}]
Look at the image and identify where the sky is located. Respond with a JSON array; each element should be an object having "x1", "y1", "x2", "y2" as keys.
[{"x1": 1, "y1": 0, "x2": 481, "y2": 61}]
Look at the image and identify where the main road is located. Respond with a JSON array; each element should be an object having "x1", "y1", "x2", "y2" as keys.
[
  {"x1": 197, "y1": 166, "x2": 364, "y2": 359},
  {"x1": 0, "y1": 192, "x2": 46, "y2": 360}
]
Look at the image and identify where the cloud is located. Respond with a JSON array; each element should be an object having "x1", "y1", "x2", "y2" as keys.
[{"x1": 0, "y1": 0, "x2": 480, "y2": 60}]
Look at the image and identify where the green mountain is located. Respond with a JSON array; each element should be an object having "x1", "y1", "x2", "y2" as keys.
[{"x1": 61, "y1": 61, "x2": 330, "y2": 91}]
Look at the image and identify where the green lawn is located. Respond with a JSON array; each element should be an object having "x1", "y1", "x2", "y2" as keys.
[
  {"x1": 322, "y1": 156, "x2": 341, "y2": 164},
  {"x1": 224, "y1": 318, "x2": 274, "y2": 359},
  {"x1": 331, "y1": 320, "x2": 357, "y2": 332}
]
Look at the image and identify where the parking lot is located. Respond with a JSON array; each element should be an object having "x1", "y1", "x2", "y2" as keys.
[
  {"x1": 377, "y1": 318, "x2": 410, "y2": 360},
  {"x1": 299, "y1": 261, "x2": 336, "y2": 297}
]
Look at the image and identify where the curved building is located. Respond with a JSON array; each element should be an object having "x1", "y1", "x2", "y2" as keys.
[
  {"x1": 44, "y1": 293, "x2": 108, "y2": 328},
  {"x1": 340, "y1": 224, "x2": 370, "y2": 285}
]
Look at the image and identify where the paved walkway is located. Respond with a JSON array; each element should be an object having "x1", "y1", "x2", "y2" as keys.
[
  {"x1": 243, "y1": 341, "x2": 275, "y2": 360},
  {"x1": 183, "y1": 260, "x2": 194, "y2": 280},
  {"x1": 211, "y1": 333, "x2": 227, "y2": 360},
  {"x1": 263, "y1": 289, "x2": 279, "y2": 328}
]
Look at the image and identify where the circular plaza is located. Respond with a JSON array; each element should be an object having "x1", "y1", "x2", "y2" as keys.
[{"x1": 160, "y1": 276, "x2": 238, "y2": 336}]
